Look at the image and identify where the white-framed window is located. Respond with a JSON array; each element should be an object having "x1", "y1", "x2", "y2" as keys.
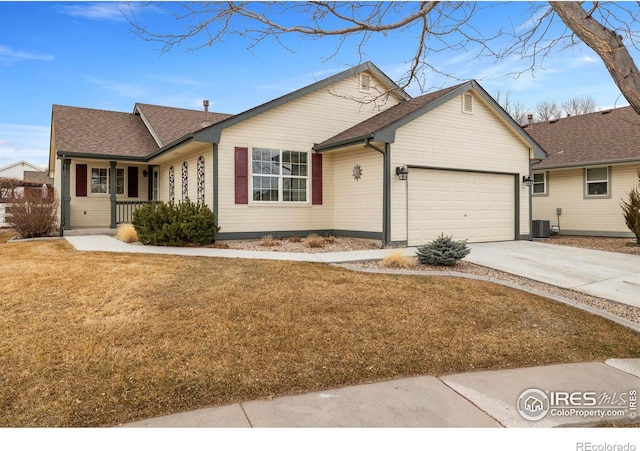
[
  {"x1": 532, "y1": 172, "x2": 546, "y2": 195},
  {"x1": 251, "y1": 148, "x2": 308, "y2": 203},
  {"x1": 585, "y1": 166, "x2": 610, "y2": 197},
  {"x1": 90, "y1": 167, "x2": 124, "y2": 195}
]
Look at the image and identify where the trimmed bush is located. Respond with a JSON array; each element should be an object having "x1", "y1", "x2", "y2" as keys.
[
  {"x1": 416, "y1": 233, "x2": 470, "y2": 266},
  {"x1": 132, "y1": 199, "x2": 219, "y2": 246}
]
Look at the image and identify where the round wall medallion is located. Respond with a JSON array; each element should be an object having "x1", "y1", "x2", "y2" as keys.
[{"x1": 353, "y1": 164, "x2": 363, "y2": 181}]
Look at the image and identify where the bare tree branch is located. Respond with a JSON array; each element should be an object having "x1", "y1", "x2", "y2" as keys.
[{"x1": 122, "y1": 1, "x2": 640, "y2": 111}]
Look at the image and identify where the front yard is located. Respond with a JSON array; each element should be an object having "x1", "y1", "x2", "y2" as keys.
[{"x1": 2, "y1": 233, "x2": 640, "y2": 427}]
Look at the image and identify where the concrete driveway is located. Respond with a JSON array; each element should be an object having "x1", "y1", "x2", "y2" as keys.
[{"x1": 465, "y1": 241, "x2": 640, "y2": 308}]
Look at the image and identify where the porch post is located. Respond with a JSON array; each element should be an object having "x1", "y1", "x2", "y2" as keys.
[
  {"x1": 383, "y1": 144, "x2": 391, "y2": 247},
  {"x1": 147, "y1": 165, "x2": 153, "y2": 201},
  {"x1": 62, "y1": 158, "x2": 71, "y2": 232},
  {"x1": 110, "y1": 161, "x2": 117, "y2": 228}
]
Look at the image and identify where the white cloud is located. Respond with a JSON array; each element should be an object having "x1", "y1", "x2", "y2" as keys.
[
  {"x1": 57, "y1": 3, "x2": 126, "y2": 22},
  {"x1": 0, "y1": 45, "x2": 54, "y2": 64},
  {"x1": 88, "y1": 77, "x2": 149, "y2": 100},
  {"x1": 0, "y1": 124, "x2": 50, "y2": 167}
]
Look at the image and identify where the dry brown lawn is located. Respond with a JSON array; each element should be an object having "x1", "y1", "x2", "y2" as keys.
[{"x1": 2, "y1": 234, "x2": 640, "y2": 427}]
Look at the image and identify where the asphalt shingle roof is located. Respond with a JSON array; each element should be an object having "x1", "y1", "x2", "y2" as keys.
[
  {"x1": 525, "y1": 106, "x2": 640, "y2": 168},
  {"x1": 52, "y1": 105, "x2": 160, "y2": 158},
  {"x1": 135, "y1": 103, "x2": 232, "y2": 146}
]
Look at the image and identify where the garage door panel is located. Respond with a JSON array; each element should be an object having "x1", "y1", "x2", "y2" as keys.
[{"x1": 408, "y1": 169, "x2": 515, "y2": 245}]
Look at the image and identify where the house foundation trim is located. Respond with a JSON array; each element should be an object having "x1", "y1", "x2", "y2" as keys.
[{"x1": 215, "y1": 229, "x2": 383, "y2": 242}]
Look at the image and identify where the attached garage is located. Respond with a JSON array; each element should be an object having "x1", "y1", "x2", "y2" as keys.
[{"x1": 407, "y1": 168, "x2": 516, "y2": 246}]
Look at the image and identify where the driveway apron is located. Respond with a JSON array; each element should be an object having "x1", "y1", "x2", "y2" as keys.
[{"x1": 465, "y1": 241, "x2": 640, "y2": 308}]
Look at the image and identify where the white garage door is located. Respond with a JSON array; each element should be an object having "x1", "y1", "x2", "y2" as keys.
[{"x1": 407, "y1": 169, "x2": 515, "y2": 245}]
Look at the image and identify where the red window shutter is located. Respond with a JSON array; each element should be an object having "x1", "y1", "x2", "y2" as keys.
[
  {"x1": 76, "y1": 164, "x2": 87, "y2": 197},
  {"x1": 235, "y1": 147, "x2": 248, "y2": 204},
  {"x1": 128, "y1": 167, "x2": 138, "y2": 198},
  {"x1": 312, "y1": 153, "x2": 323, "y2": 205}
]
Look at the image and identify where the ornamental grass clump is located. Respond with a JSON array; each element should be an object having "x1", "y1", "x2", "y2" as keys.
[
  {"x1": 115, "y1": 223, "x2": 138, "y2": 243},
  {"x1": 381, "y1": 250, "x2": 413, "y2": 269},
  {"x1": 416, "y1": 233, "x2": 470, "y2": 266}
]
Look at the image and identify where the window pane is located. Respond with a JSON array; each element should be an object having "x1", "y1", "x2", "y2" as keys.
[
  {"x1": 533, "y1": 184, "x2": 545, "y2": 194},
  {"x1": 588, "y1": 182, "x2": 608, "y2": 195},
  {"x1": 116, "y1": 168, "x2": 125, "y2": 195},
  {"x1": 533, "y1": 173, "x2": 544, "y2": 183},
  {"x1": 253, "y1": 176, "x2": 279, "y2": 202},
  {"x1": 587, "y1": 167, "x2": 607, "y2": 181},
  {"x1": 283, "y1": 177, "x2": 306, "y2": 202},
  {"x1": 91, "y1": 168, "x2": 108, "y2": 194}
]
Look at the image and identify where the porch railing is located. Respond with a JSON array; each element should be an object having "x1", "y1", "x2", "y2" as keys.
[{"x1": 116, "y1": 201, "x2": 153, "y2": 224}]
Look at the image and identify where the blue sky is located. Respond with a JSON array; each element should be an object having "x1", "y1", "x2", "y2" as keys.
[{"x1": 0, "y1": 1, "x2": 636, "y2": 168}]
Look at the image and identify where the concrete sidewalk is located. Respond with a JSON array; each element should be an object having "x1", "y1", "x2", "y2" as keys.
[{"x1": 122, "y1": 359, "x2": 640, "y2": 428}]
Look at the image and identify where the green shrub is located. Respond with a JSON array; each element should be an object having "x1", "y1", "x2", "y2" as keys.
[
  {"x1": 416, "y1": 233, "x2": 470, "y2": 266},
  {"x1": 132, "y1": 199, "x2": 219, "y2": 246}
]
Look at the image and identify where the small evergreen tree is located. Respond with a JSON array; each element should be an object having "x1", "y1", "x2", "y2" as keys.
[
  {"x1": 621, "y1": 170, "x2": 640, "y2": 244},
  {"x1": 416, "y1": 233, "x2": 470, "y2": 266}
]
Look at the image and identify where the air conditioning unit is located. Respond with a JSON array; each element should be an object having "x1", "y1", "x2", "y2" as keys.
[{"x1": 532, "y1": 220, "x2": 550, "y2": 238}]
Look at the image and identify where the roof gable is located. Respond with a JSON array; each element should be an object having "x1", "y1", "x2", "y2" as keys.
[
  {"x1": 314, "y1": 80, "x2": 547, "y2": 160},
  {"x1": 184, "y1": 61, "x2": 411, "y2": 147},
  {"x1": 526, "y1": 106, "x2": 640, "y2": 169},
  {"x1": 0, "y1": 160, "x2": 43, "y2": 174}
]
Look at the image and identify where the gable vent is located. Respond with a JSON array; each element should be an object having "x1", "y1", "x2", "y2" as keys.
[
  {"x1": 462, "y1": 93, "x2": 473, "y2": 113},
  {"x1": 359, "y1": 74, "x2": 371, "y2": 92}
]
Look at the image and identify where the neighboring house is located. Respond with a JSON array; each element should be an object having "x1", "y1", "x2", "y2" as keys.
[
  {"x1": 0, "y1": 162, "x2": 50, "y2": 226},
  {"x1": 48, "y1": 61, "x2": 545, "y2": 246},
  {"x1": 525, "y1": 106, "x2": 640, "y2": 238},
  {"x1": 0, "y1": 160, "x2": 44, "y2": 180}
]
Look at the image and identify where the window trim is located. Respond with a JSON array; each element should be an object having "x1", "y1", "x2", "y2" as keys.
[
  {"x1": 584, "y1": 166, "x2": 611, "y2": 199},
  {"x1": 89, "y1": 167, "x2": 125, "y2": 196},
  {"x1": 250, "y1": 147, "x2": 309, "y2": 204},
  {"x1": 532, "y1": 172, "x2": 548, "y2": 196}
]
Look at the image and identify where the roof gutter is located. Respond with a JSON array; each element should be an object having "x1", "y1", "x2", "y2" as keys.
[
  {"x1": 56, "y1": 151, "x2": 147, "y2": 162},
  {"x1": 534, "y1": 157, "x2": 640, "y2": 171}
]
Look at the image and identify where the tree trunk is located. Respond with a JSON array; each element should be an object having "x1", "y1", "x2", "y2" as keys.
[{"x1": 550, "y1": 2, "x2": 640, "y2": 115}]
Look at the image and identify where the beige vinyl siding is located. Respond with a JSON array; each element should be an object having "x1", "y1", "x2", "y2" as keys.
[
  {"x1": 532, "y1": 163, "x2": 640, "y2": 235},
  {"x1": 68, "y1": 159, "x2": 149, "y2": 228},
  {"x1": 333, "y1": 148, "x2": 383, "y2": 233},
  {"x1": 157, "y1": 143, "x2": 214, "y2": 208},
  {"x1": 215, "y1": 70, "x2": 400, "y2": 235},
  {"x1": 390, "y1": 92, "x2": 532, "y2": 242}
]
